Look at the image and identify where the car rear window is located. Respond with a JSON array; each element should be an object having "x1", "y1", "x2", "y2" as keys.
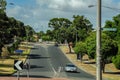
[{"x1": 66, "y1": 64, "x2": 75, "y2": 67}]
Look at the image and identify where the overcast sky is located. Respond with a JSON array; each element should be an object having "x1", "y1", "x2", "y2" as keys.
[{"x1": 6, "y1": 0, "x2": 120, "y2": 32}]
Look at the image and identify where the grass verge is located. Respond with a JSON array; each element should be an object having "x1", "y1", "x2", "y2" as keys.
[{"x1": 0, "y1": 45, "x2": 31, "y2": 75}]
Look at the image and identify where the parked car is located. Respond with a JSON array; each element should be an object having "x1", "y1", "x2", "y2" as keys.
[{"x1": 64, "y1": 63, "x2": 77, "y2": 72}]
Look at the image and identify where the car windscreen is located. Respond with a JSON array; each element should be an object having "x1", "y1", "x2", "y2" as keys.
[{"x1": 66, "y1": 64, "x2": 75, "y2": 67}]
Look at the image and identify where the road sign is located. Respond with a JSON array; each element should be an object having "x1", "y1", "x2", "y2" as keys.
[
  {"x1": 102, "y1": 28, "x2": 117, "y2": 31},
  {"x1": 14, "y1": 60, "x2": 23, "y2": 70},
  {"x1": 15, "y1": 50, "x2": 23, "y2": 54}
]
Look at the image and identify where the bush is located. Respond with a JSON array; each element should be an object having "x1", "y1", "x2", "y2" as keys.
[
  {"x1": 1, "y1": 47, "x2": 9, "y2": 58},
  {"x1": 8, "y1": 40, "x2": 20, "y2": 54},
  {"x1": 112, "y1": 54, "x2": 120, "y2": 69},
  {"x1": 74, "y1": 41, "x2": 86, "y2": 58}
]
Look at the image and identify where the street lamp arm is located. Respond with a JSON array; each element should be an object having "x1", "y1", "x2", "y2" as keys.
[
  {"x1": 9, "y1": 3, "x2": 14, "y2": 5},
  {"x1": 88, "y1": 5, "x2": 95, "y2": 8},
  {"x1": 88, "y1": 4, "x2": 120, "y2": 12}
]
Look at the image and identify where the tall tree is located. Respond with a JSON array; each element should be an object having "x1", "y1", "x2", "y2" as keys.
[
  {"x1": 85, "y1": 32, "x2": 118, "y2": 73},
  {"x1": 72, "y1": 15, "x2": 93, "y2": 41},
  {"x1": 0, "y1": 0, "x2": 7, "y2": 11},
  {"x1": 25, "y1": 25, "x2": 35, "y2": 41},
  {"x1": 48, "y1": 17, "x2": 72, "y2": 42},
  {"x1": 104, "y1": 14, "x2": 120, "y2": 53}
]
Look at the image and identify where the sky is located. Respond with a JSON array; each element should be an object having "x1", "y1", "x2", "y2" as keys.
[{"x1": 6, "y1": 0, "x2": 120, "y2": 32}]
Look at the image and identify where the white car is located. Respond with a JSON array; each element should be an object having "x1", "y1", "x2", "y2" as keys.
[{"x1": 65, "y1": 63, "x2": 77, "y2": 72}]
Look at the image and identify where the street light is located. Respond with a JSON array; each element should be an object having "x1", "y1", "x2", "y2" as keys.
[
  {"x1": 88, "y1": 4, "x2": 120, "y2": 12},
  {"x1": 96, "y1": 1, "x2": 102, "y2": 80},
  {"x1": 89, "y1": 1, "x2": 120, "y2": 80},
  {"x1": 89, "y1": 0, "x2": 102, "y2": 80}
]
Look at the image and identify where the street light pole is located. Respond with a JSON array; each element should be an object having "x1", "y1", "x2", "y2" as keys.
[
  {"x1": 89, "y1": 1, "x2": 120, "y2": 80},
  {"x1": 96, "y1": 0, "x2": 102, "y2": 80}
]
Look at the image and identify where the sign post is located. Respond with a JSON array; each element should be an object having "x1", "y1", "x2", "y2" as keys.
[
  {"x1": 17, "y1": 71, "x2": 20, "y2": 80},
  {"x1": 24, "y1": 63, "x2": 30, "y2": 78}
]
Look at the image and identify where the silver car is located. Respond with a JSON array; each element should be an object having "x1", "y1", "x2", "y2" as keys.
[{"x1": 65, "y1": 63, "x2": 77, "y2": 72}]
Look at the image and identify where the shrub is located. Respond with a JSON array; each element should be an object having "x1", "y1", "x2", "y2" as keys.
[
  {"x1": 112, "y1": 54, "x2": 120, "y2": 69},
  {"x1": 8, "y1": 40, "x2": 20, "y2": 54},
  {"x1": 74, "y1": 41, "x2": 86, "y2": 59}
]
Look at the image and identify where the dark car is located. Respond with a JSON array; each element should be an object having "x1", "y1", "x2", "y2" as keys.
[{"x1": 54, "y1": 42, "x2": 58, "y2": 46}]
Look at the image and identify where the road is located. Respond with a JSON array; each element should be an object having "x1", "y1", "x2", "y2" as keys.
[{"x1": 14, "y1": 43, "x2": 96, "y2": 80}]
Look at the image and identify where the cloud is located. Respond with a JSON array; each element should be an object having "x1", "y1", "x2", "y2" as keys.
[
  {"x1": 6, "y1": 5, "x2": 22, "y2": 17},
  {"x1": 6, "y1": 0, "x2": 120, "y2": 32},
  {"x1": 36, "y1": 0, "x2": 96, "y2": 12}
]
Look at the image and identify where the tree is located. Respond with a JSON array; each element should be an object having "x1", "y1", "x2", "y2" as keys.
[
  {"x1": 101, "y1": 33, "x2": 118, "y2": 72},
  {"x1": 45, "y1": 30, "x2": 53, "y2": 41},
  {"x1": 25, "y1": 25, "x2": 35, "y2": 41},
  {"x1": 48, "y1": 18, "x2": 72, "y2": 30},
  {"x1": 85, "y1": 32, "x2": 96, "y2": 59},
  {"x1": 66, "y1": 25, "x2": 76, "y2": 43},
  {"x1": 85, "y1": 32, "x2": 118, "y2": 73},
  {"x1": 104, "y1": 20, "x2": 116, "y2": 39},
  {"x1": 0, "y1": 0, "x2": 7, "y2": 11},
  {"x1": 112, "y1": 54, "x2": 120, "y2": 69},
  {"x1": 74, "y1": 41, "x2": 86, "y2": 62},
  {"x1": 48, "y1": 17, "x2": 72, "y2": 42},
  {"x1": 104, "y1": 14, "x2": 120, "y2": 51},
  {"x1": 72, "y1": 15, "x2": 93, "y2": 42},
  {"x1": 37, "y1": 31, "x2": 44, "y2": 39},
  {"x1": 103, "y1": 14, "x2": 120, "y2": 70}
]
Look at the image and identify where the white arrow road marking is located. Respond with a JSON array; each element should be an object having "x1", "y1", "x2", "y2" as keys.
[{"x1": 15, "y1": 61, "x2": 22, "y2": 70}]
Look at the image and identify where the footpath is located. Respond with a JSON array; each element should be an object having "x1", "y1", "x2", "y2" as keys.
[{"x1": 59, "y1": 45, "x2": 120, "y2": 80}]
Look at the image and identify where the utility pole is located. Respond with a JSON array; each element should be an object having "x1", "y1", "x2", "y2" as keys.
[{"x1": 96, "y1": 0, "x2": 102, "y2": 80}]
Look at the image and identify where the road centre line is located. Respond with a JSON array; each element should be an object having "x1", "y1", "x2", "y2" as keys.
[{"x1": 44, "y1": 46, "x2": 57, "y2": 77}]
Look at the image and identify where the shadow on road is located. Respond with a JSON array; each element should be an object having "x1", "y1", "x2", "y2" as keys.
[
  {"x1": 28, "y1": 54, "x2": 50, "y2": 59},
  {"x1": 30, "y1": 65, "x2": 44, "y2": 69},
  {"x1": 31, "y1": 47, "x2": 39, "y2": 49},
  {"x1": 28, "y1": 54, "x2": 41, "y2": 59}
]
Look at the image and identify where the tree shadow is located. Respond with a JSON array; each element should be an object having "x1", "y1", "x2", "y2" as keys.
[
  {"x1": 30, "y1": 65, "x2": 44, "y2": 69},
  {"x1": 0, "y1": 69, "x2": 10, "y2": 72},
  {"x1": 0, "y1": 64, "x2": 13, "y2": 67},
  {"x1": 28, "y1": 54, "x2": 50, "y2": 59},
  {"x1": 28, "y1": 54, "x2": 41, "y2": 59},
  {"x1": 31, "y1": 47, "x2": 38, "y2": 49},
  {"x1": 104, "y1": 71, "x2": 120, "y2": 75}
]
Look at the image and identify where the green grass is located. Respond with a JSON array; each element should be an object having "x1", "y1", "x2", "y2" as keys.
[{"x1": 0, "y1": 46, "x2": 30, "y2": 75}]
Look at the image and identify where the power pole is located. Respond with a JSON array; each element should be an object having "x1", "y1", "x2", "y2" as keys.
[{"x1": 96, "y1": 0, "x2": 102, "y2": 80}]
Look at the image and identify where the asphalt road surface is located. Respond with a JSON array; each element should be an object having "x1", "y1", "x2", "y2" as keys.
[{"x1": 14, "y1": 43, "x2": 96, "y2": 80}]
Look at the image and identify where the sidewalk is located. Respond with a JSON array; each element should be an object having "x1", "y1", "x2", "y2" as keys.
[{"x1": 59, "y1": 45, "x2": 120, "y2": 80}]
